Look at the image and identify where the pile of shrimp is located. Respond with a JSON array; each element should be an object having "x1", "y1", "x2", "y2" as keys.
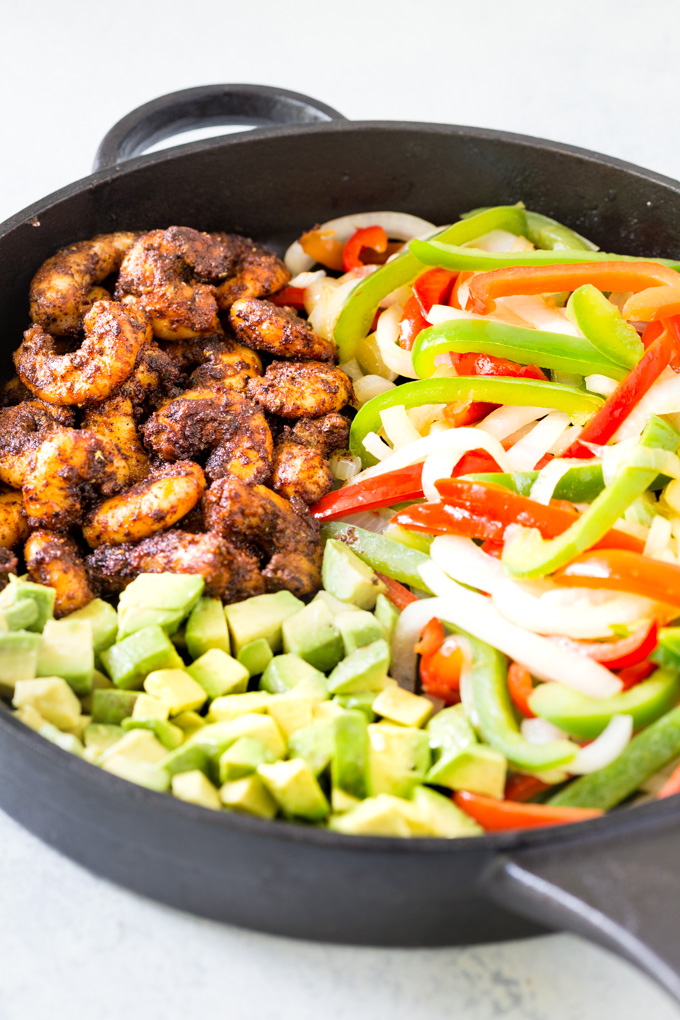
[{"x1": 1, "y1": 226, "x2": 354, "y2": 614}]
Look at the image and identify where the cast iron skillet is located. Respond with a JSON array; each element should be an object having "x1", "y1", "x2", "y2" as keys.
[{"x1": 2, "y1": 83, "x2": 680, "y2": 1001}]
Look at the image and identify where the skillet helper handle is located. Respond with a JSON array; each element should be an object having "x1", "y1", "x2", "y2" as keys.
[
  {"x1": 93, "y1": 83, "x2": 346, "y2": 171},
  {"x1": 485, "y1": 815, "x2": 680, "y2": 1003}
]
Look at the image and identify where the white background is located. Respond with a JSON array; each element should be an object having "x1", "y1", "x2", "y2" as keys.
[{"x1": 1, "y1": 0, "x2": 680, "y2": 1017}]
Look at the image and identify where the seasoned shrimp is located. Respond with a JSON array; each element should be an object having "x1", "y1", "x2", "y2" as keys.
[
  {"x1": 247, "y1": 361, "x2": 353, "y2": 418},
  {"x1": 81, "y1": 394, "x2": 150, "y2": 488},
  {"x1": 15, "y1": 300, "x2": 151, "y2": 406},
  {"x1": 0, "y1": 400, "x2": 74, "y2": 489},
  {"x1": 29, "y1": 231, "x2": 139, "y2": 336},
  {"x1": 83, "y1": 461, "x2": 206, "y2": 548},
  {"x1": 0, "y1": 548, "x2": 18, "y2": 587},
  {"x1": 204, "y1": 475, "x2": 322, "y2": 596},
  {"x1": 86, "y1": 528, "x2": 265, "y2": 601},
  {"x1": 214, "y1": 234, "x2": 290, "y2": 310},
  {"x1": 24, "y1": 530, "x2": 93, "y2": 616},
  {"x1": 142, "y1": 387, "x2": 273, "y2": 483},
  {"x1": 229, "y1": 298, "x2": 336, "y2": 361},
  {"x1": 0, "y1": 489, "x2": 30, "y2": 549},
  {"x1": 189, "y1": 336, "x2": 263, "y2": 393},
  {"x1": 117, "y1": 339, "x2": 181, "y2": 410},
  {"x1": 270, "y1": 441, "x2": 333, "y2": 504},
  {"x1": 287, "y1": 412, "x2": 350, "y2": 456}
]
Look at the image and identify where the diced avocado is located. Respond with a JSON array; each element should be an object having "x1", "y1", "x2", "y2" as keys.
[
  {"x1": 257, "y1": 759, "x2": 329, "y2": 821},
  {"x1": 172, "y1": 710, "x2": 205, "y2": 736},
  {"x1": 99, "y1": 728, "x2": 169, "y2": 765},
  {"x1": 332, "y1": 710, "x2": 369, "y2": 799},
  {"x1": 0, "y1": 631, "x2": 42, "y2": 690},
  {"x1": 322, "y1": 539, "x2": 386, "y2": 610},
  {"x1": 188, "y1": 713, "x2": 286, "y2": 762},
  {"x1": 171, "y1": 626, "x2": 187, "y2": 652},
  {"x1": 288, "y1": 719, "x2": 335, "y2": 775},
  {"x1": 209, "y1": 691, "x2": 272, "y2": 722},
  {"x1": 160, "y1": 742, "x2": 210, "y2": 778},
  {"x1": 91, "y1": 689, "x2": 138, "y2": 725},
  {"x1": 374, "y1": 593, "x2": 400, "y2": 642},
  {"x1": 313, "y1": 700, "x2": 345, "y2": 722},
  {"x1": 333, "y1": 690, "x2": 377, "y2": 721},
  {"x1": 1, "y1": 598, "x2": 39, "y2": 631},
  {"x1": 220, "y1": 774, "x2": 277, "y2": 818},
  {"x1": 427, "y1": 704, "x2": 477, "y2": 758},
  {"x1": 65, "y1": 713, "x2": 91, "y2": 739},
  {"x1": 144, "y1": 668, "x2": 207, "y2": 715},
  {"x1": 132, "y1": 693, "x2": 170, "y2": 721},
  {"x1": 187, "y1": 649, "x2": 249, "y2": 699},
  {"x1": 311, "y1": 590, "x2": 360, "y2": 616},
  {"x1": 185, "y1": 596, "x2": 231, "y2": 659},
  {"x1": 331, "y1": 788, "x2": 362, "y2": 814},
  {"x1": 335, "y1": 610, "x2": 385, "y2": 655},
  {"x1": 0, "y1": 576, "x2": 55, "y2": 633},
  {"x1": 172, "y1": 769, "x2": 221, "y2": 810},
  {"x1": 38, "y1": 722, "x2": 85, "y2": 757},
  {"x1": 267, "y1": 694, "x2": 315, "y2": 739},
  {"x1": 63, "y1": 599, "x2": 118, "y2": 652},
  {"x1": 100, "y1": 625, "x2": 183, "y2": 690},
  {"x1": 236, "y1": 638, "x2": 273, "y2": 678},
  {"x1": 81, "y1": 668, "x2": 113, "y2": 714},
  {"x1": 327, "y1": 640, "x2": 391, "y2": 695},
  {"x1": 121, "y1": 716, "x2": 184, "y2": 750},
  {"x1": 218, "y1": 736, "x2": 275, "y2": 783},
  {"x1": 282, "y1": 601, "x2": 344, "y2": 672},
  {"x1": 13, "y1": 676, "x2": 82, "y2": 730},
  {"x1": 412, "y1": 786, "x2": 482, "y2": 838},
  {"x1": 83, "y1": 723, "x2": 123, "y2": 759},
  {"x1": 373, "y1": 686, "x2": 433, "y2": 728},
  {"x1": 37, "y1": 619, "x2": 94, "y2": 696},
  {"x1": 117, "y1": 573, "x2": 204, "y2": 639},
  {"x1": 260, "y1": 654, "x2": 327, "y2": 695},
  {"x1": 367, "y1": 722, "x2": 430, "y2": 799},
  {"x1": 102, "y1": 756, "x2": 170, "y2": 792},
  {"x1": 13, "y1": 704, "x2": 46, "y2": 731},
  {"x1": 329, "y1": 794, "x2": 427, "y2": 837},
  {"x1": 426, "y1": 744, "x2": 507, "y2": 798},
  {"x1": 225, "y1": 590, "x2": 304, "y2": 654}
]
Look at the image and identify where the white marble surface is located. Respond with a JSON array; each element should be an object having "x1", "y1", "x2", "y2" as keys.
[{"x1": 1, "y1": 0, "x2": 680, "y2": 1016}]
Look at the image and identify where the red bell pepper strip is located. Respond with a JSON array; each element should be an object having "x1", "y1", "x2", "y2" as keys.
[
  {"x1": 504, "y1": 773, "x2": 551, "y2": 802},
  {"x1": 548, "y1": 621, "x2": 658, "y2": 672},
  {"x1": 419, "y1": 636, "x2": 463, "y2": 704},
  {"x1": 623, "y1": 284, "x2": 680, "y2": 323},
  {"x1": 399, "y1": 293, "x2": 429, "y2": 350},
  {"x1": 443, "y1": 352, "x2": 547, "y2": 428},
  {"x1": 309, "y1": 464, "x2": 424, "y2": 520},
  {"x1": 657, "y1": 760, "x2": 680, "y2": 798},
  {"x1": 507, "y1": 663, "x2": 536, "y2": 718},
  {"x1": 375, "y1": 571, "x2": 418, "y2": 611},
  {"x1": 269, "y1": 286, "x2": 307, "y2": 309},
  {"x1": 449, "y1": 270, "x2": 475, "y2": 310},
  {"x1": 564, "y1": 318, "x2": 679, "y2": 458},
  {"x1": 617, "y1": 659, "x2": 656, "y2": 690},
  {"x1": 414, "y1": 618, "x2": 444, "y2": 657},
  {"x1": 468, "y1": 261, "x2": 680, "y2": 315},
  {"x1": 554, "y1": 548, "x2": 680, "y2": 608},
  {"x1": 413, "y1": 268, "x2": 458, "y2": 314},
  {"x1": 342, "y1": 226, "x2": 388, "y2": 273},
  {"x1": 453, "y1": 790, "x2": 603, "y2": 830}
]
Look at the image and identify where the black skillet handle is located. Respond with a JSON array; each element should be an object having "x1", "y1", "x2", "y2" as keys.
[
  {"x1": 93, "y1": 84, "x2": 347, "y2": 171},
  {"x1": 485, "y1": 810, "x2": 680, "y2": 1002}
]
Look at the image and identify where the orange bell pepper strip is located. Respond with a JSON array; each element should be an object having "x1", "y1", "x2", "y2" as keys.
[
  {"x1": 453, "y1": 790, "x2": 603, "y2": 830},
  {"x1": 414, "y1": 618, "x2": 445, "y2": 657},
  {"x1": 554, "y1": 548, "x2": 680, "y2": 608},
  {"x1": 507, "y1": 663, "x2": 536, "y2": 718},
  {"x1": 342, "y1": 226, "x2": 388, "y2": 273},
  {"x1": 419, "y1": 639, "x2": 463, "y2": 704},
  {"x1": 623, "y1": 283, "x2": 680, "y2": 323},
  {"x1": 299, "y1": 228, "x2": 345, "y2": 271},
  {"x1": 399, "y1": 293, "x2": 429, "y2": 350},
  {"x1": 468, "y1": 261, "x2": 680, "y2": 315},
  {"x1": 269, "y1": 286, "x2": 307, "y2": 309},
  {"x1": 657, "y1": 760, "x2": 680, "y2": 798}
]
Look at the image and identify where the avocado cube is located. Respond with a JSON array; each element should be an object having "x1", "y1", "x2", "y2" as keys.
[
  {"x1": 236, "y1": 638, "x2": 273, "y2": 678},
  {"x1": 13, "y1": 704, "x2": 46, "y2": 731},
  {"x1": 99, "y1": 728, "x2": 169, "y2": 766},
  {"x1": 0, "y1": 576, "x2": 55, "y2": 633},
  {"x1": 333, "y1": 690, "x2": 377, "y2": 721},
  {"x1": 329, "y1": 794, "x2": 428, "y2": 837},
  {"x1": 100, "y1": 626, "x2": 183, "y2": 690},
  {"x1": 187, "y1": 648, "x2": 249, "y2": 699},
  {"x1": 225, "y1": 590, "x2": 304, "y2": 655},
  {"x1": 185, "y1": 597, "x2": 230, "y2": 659},
  {"x1": 282, "y1": 601, "x2": 344, "y2": 672},
  {"x1": 189, "y1": 714, "x2": 286, "y2": 764},
  {"x1": 260, "y1": 654, "x2": 327, "y2": 695},
  {"x1": 412, "y1": 786, "x2": 482, "y2": 837},
  {"x1": 172, "y1": 769, "x2": 221, "y2": 810},
  {"x1": 160, "y1": 742, "x2": 211, "y2": 778},
  {"x1": 336, "y1": 610, "x2": 385, "y2": 656},
  {"x1": 122, "y1": 716, "x2": 184, "y2": 750},
  {"x1": 267, "y1": 694, "x2": 317, "y2": 739},
  {"x1": 209, "y1": 691, "x2": 272, "y2": 722},
  {"x1": 37, "y1": 619, "x2": 94, "y2": 696},
  {"x1": 313, "y1": 700, "x2": 345, "y2": 722},
  {"x1": 218, "y1": 736, "x2": 275, "y2": 783},
  {"x1": 2, "y1": 599, "x2": 39, "y2": 631},
  {"x1": 257, "y1": 759, "x2": 330, "y2": 821},
  {"x1": 38, "y1": 722, "x2": 85, "y2": 757},
  {"x1": 332, "y1": 710, "x2": 369, "y2": 799},
  {"x1": 220, "y1": 774, "x2": 277, "y2": 818},
  {"x1": 322, "y1": 539, "x2": 386, "y2": 610},
  {"x1": 426, "y1": 744, "x2": 507, "y2": 798},
  {"x1": 367, "y1": 723, "x2": 430, "y2": 799},
  {"x1": 13, "y1": 677, "x2": 82, "y2": 731},
  {"x1": 327, "y1": 640, "x2": 391, "y2": 695},
  {"x1": 311, "y1": 590, "x2": 361, "y2": 616},
  {"x1": 144, "y1": 668, "x2": 207, "y2": 714},
  {"x1": 101, "y1": 755, "x2": 170, "y2": 792},
  {"x1": 117, "y1": 573, "x2": 205, "y2": 639},
  {"x1": 288, "y1": 719, "x2": 335, "y2": 776},
  {"x1": 373, "y1": 686, "x2": 433, "y2": 728},
  {"x1": 374, "y1": 594, "x2": 399, "y2": 642},
  {"x1": 0, "y1": 631, "x2": 42, "y2": 689},
  {"x1": 132, "y1": 693, "x2": 170, "y2": 721},
  {"x1": 91, "y1": 689, "x2": 138, "y2": 725},
  {"x1": 63, "y1": 599, "x2": 118, "y2": 652},
  {"x1": 83, "y1": 723, "x2": 124, "y2": 759},
  {"x1": 331, "y1": 788, "x2": 362, "y2": 814},
  {"x1": 81, "y1": 668, "x2": 114, "y2": 713},
  {"x1": 172, "y1": 710, "x2": 205, "y2": 737}
]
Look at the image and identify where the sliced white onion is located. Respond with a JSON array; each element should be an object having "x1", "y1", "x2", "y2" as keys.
[
  {"x1": 585, "y1": 374, "x2": 619, "y2": 397},
  {"x1": 375, "y1": 305, "x2": 419, "y2": 379},
  {"x1": 426, "y1": 302, "x2": 530, "y2": 329},
  {"x1": 550, "y1": 424, "x2": 583, "y2": 456},
  {"x1": 380, "y1": 405, "x2": 422, "y2": 450},
  {"x1": 407, "y1": 404, "x2": 446, "y2": 434},
  {"x1": 431, "y1": 535, "x2": 506, "y2": 594},
  {"x1": 380, "y1": 284, "x2": 412, "y2": 308},
  {"x1": 601, "y1": 438, "x2": 639, "y2": 486},
  {"x1": 521, "y1": 717, "x2": 569, "y2": 745},
  {"x1": 283, "y1": 239, "x2": 310, "y2": 276},
  {"x1": 644, "y1": 514, "x2": 673, "y2": 559},
  {"x1": 506, "y1": 411, "x2": 571, "y2": 472},
  {"x1": 335, "y1": 509, "x2": 393, "y2": 534},
  {"x1": 391, "y1": 596, "x2": 456, "y2": 689},
  {"x1": 330, "y1": 452, "x2": 361, "y2": 481},
  {"x1": 420, "y1": 429, "x2": 513, "y2": 501},
  {"x1": 353, "y1": 374, "x2": 396, "y2": 407},
  {"x1": 305, "y1": 275, "x2": 358, "y2": 341},
  {"x1": 476, "y1": 405, "x2": 551, "y2": 441},
  {"x1": 530, "y1": 458, "x2": 580, "y2": 505},
  {"x1": 362, "y1": 432, "x2": 392, "y2": 461},
  {"x1": 464, "y1": 229, "x2": 529, "y2": 253},
  {"x1": 419, "y1": 561, "x2": 622, "y2": 697},
  {"x1": 568, "y1": 715, "x2": 633, "y2": 775},
  {"x1": 338, "y1": 358, "x2": 364, "y2": 382},
  {"x1": 613, "y1": 369, "x2": 680, "y2": 442},
  {"x1": 360, "y1": 425, "x2": 511, "y2": 484},
  {"x1": 494, "y1": 295, "x2": 581, "y2": 336},
  {"x1": 288, "y1": 269, "x2": 326, "y2": 289},
  {"x1": 284, "y1": 212, "x2": 437, "y2": 273}
]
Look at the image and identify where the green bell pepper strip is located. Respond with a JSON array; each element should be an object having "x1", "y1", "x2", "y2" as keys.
[
  {"x1": 320, "y1": 522, "x2": 431, "y2": 591},
  {"x1": 548, "y1": 703, "x2": 680, "y2": 810},
  {"x1": 651, "y1": 627, "x2": 680, "y2": 672},
  {"x1": 502, "y1": 416, "x2": 680, "y2": 579},
  {"x1": 529, "y1": 670, "x2": 680, "y2": 741},
  {"x1": 462, "y1": 463, "x2": 605, "y2": 502},
  {"x1": 333, "y1": 205, "x2": 528, "y2": 362},
  {"x1": 408, "y1": 240, "x2": 680, "y2": 273},
  {"x1": 462, "y1": 206, "x2": 597, "y2": 252},
  {"x1": 567, "y1": 284, "x2": 644, "y2": 370},
  {"x1": 349, "y1": 377, "x2": 603, "y2": 467},
  {"x1": 460, "y1": 631, "x2": 577, "y2": 770},
  {"x1": 411, "y1": 319, "x2": 626, "y2": 380}
]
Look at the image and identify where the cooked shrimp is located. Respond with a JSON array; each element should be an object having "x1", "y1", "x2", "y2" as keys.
[
  {"x1": 0, "y1": 401, "x2": 74, "y2": 489},
  {"x1": 214, "y1": 234, "x2": 290, "y2": 309},
  {"x1": 189, "y1": 336, "x2": 263, "y2": 393},
  {"x1": 247, "y1": 361, "x2": 353, "y2": 418},
  {"x1": 83, "y1": 461, "x2": 206, "y2": 548},
  {"x1": 0, "y1": 548, "x2": 18, "y2": 587},
  {"x1": 229, "y1": 298, "x2": 336, "y2": 361},
  {"x1": 270, "y1": 441, "x2": 333, "y2": 504},
  {"x1": 142, "y1": 387, "x2": 273, "y2": 483},
  {"x1": 82, "y1": 394, "x2": 150, "y2": 488},
  {"x1": 0, "y1": 489, "x2": 30, "y2": 548},
  {"x1": 24, "y1": 530, "x2": 93, "y2": 616},
  {"x1": 0, "y1": 376, "x2": 32, "y2": 406},
  {"x1": 29, "y1": 231, "x2": 139, "y2": 336},
  {"x1": 117, "y1": 339, "x2": 181, "y2": 410},
  {"x1": 286, "y1": 412, "x2": 350, "y2": 456},
  {"x1": 23, "y1": 428, "x2": 122, "y2": 530},
  {"x1": 86, "y1": 528, "x2": 265, "y2": 601},
  {"x1": 204, "y1": 475, "x2": 322, "y2": 596},
  {"x1": 15, "y1": 300, "x2": 151, "y2": 406}
]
